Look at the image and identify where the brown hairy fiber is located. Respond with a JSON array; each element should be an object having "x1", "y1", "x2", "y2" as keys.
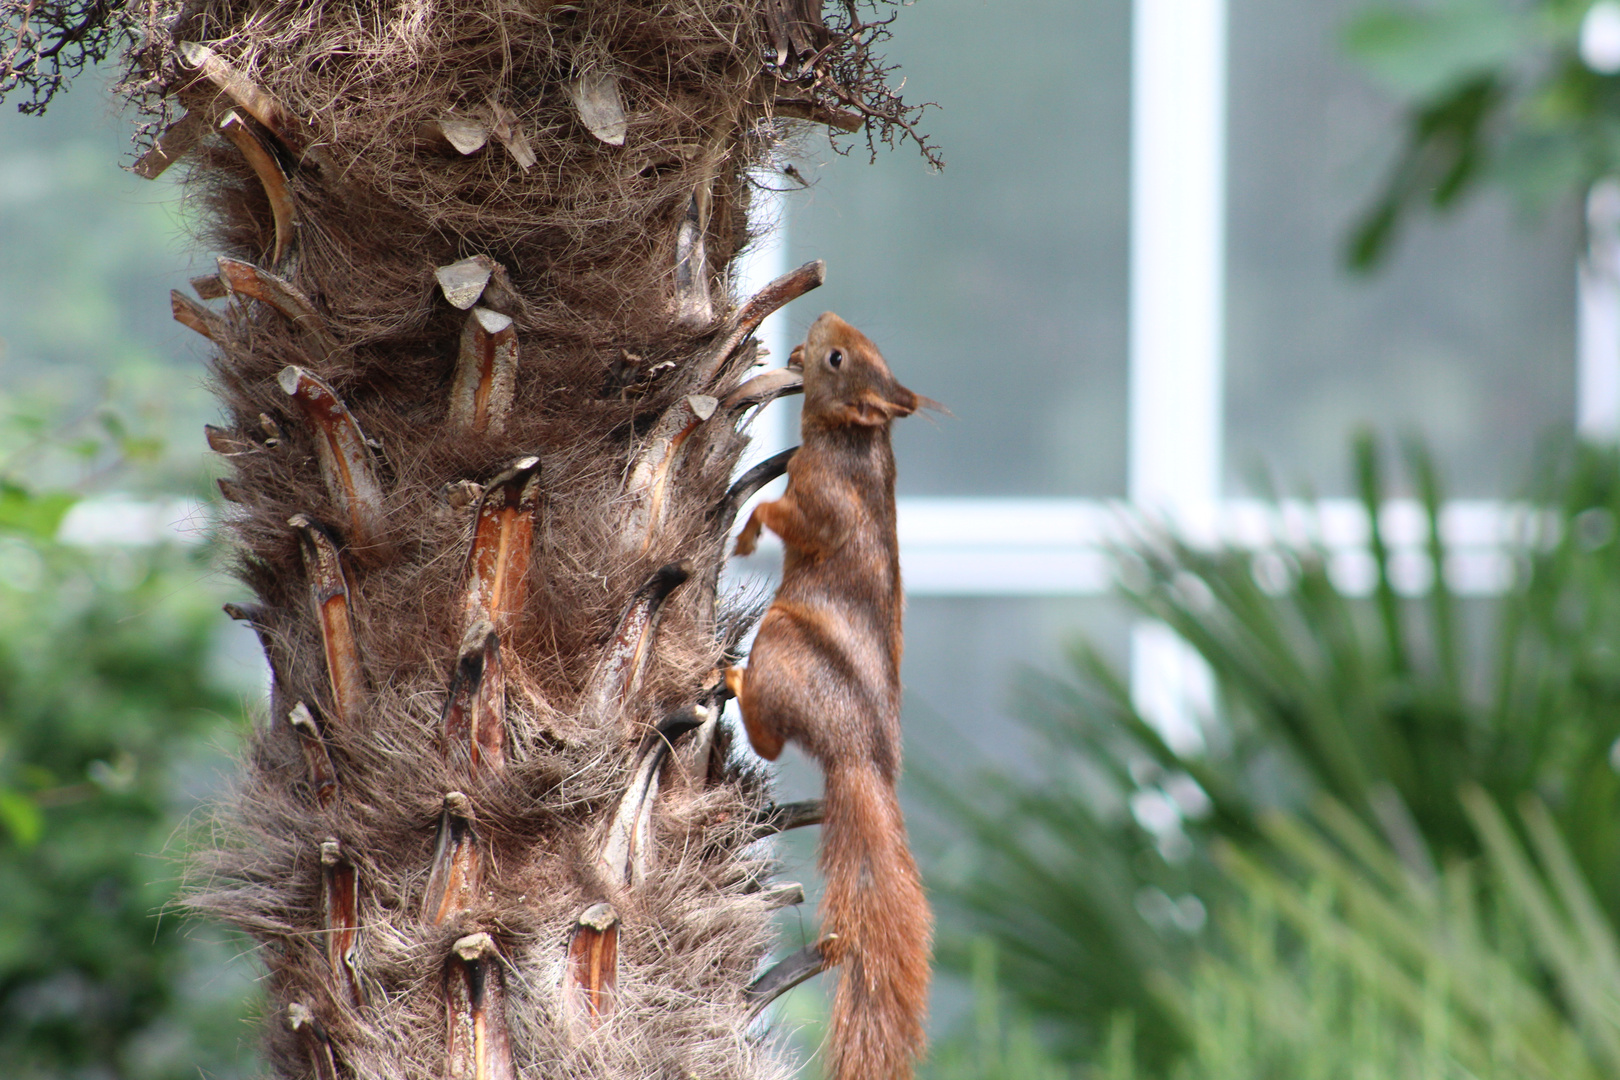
[{"x1": 81, "y1": 1, "x2": 933, "y2": 1077}]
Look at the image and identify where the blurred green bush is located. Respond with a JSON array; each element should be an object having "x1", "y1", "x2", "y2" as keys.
[
  {"x1": 927, "y1": 793, "x2": 1620, "y2": 1080},
  {"x1": 921, "y1": 434, "x2": 1620, "y2": 1076},
  {"x1": 0, "y1": 60, "x2": 259, "y2": 1078},
  {"x1": 0, "y1": 484, "x2": 258, "y2": 1080}
]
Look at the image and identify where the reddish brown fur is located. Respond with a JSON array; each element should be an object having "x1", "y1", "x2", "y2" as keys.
[{"x1": 730, "y1": 312, "x2": 934, "y2": 1080}]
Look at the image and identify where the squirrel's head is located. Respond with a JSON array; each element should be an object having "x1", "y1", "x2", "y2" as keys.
[{"x1": 790, "y1": 312, "x2": 935, "y2": 429}]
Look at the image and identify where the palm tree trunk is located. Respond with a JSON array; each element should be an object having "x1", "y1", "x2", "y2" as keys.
[{"x1": 11, "y1": 1, "x2": 940, "y2": 1077}]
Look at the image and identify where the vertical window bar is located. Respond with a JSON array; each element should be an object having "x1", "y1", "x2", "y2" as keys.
[
  {"x1": 1128, "y1": 0, "x2": 1227, "y2": 752},
  {"x1": 1579, "y1": 180, "x2": 1620, "y2": 442},
  {"x1": 735, "y1": 186, "x2": 795, "y2": 471}
]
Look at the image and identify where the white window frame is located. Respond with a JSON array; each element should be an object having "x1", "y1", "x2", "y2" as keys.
[{"x1": 731, "y1": 0, "x2": 1608, "y2": 749}]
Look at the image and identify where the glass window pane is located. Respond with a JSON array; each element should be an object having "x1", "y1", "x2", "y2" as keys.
[
  {"x1": 764, "y1": 597, "x2": 1130, "y2": 806},
  {"x1": 785, "y1": 0, "x2": 1132, "y2": 497},
  {"x1": 1226, "y1": 0, "x2": 1577, "y2": 498}
]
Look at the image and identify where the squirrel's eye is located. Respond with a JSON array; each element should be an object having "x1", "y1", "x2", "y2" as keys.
[{"x1": 828, "y1": 349, "x2": 843, "y2": 369}]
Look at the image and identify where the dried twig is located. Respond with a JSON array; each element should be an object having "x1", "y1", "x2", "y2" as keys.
[
  {"x1": 745, "y1": 942, "x2": 828, "y2": 1019},
  {"x1": 673, "y1": 189, "x2": 714, "y2": 328},
  {"x1": 722, "y1": 367, "x2": 803, "y2": 416},
  {"x1": 290, "y1": 515, "x2": 368, "y2": 727},
  {"x1": 279, "y1": 368, "x2": 386, "y2": 548},
  {"x1": 759, "y1": 881, "x2": 806, "y2": 910},
  {"x1": 772, "y1": 1, "x2": 942, "y2": 168},
  {"x1": 321, "y1": 839, "x2": 365, "y2": 1007},
  {"x1": 205, "y1": 424, "x2": 254, "y2": 455},
  {"x1": 597, "y1": 706, "x2": 708, "y2": 888},
  {"x1": 712, "y1": 447, "x2": 797, "y2": 538},
  {"x1": 449, "y1": 307, "x2": 519, "y2": 437},
  {"x1": 285, "y1": 1002, "x2": 340, "y2": 1080},
  {"x1": 621, "y1": 395, "x2": 718, "y2": 552},
  {"x1": 219, "y1": 110, "x2": 298, "y2": 264},
  {"x1": 696, "y1": 446, "x2": 796, "y2": 629},
  {"x1": 0, "y1": 0, "x2": 123, "y2": 116},
  {"x1": 772, "y1": 95, "x2": 861, "y2": 132},
  {"x1": 692, "y1": 260, "x2": 825, "y2": 388},
  {"x1": 746, "y1": 799, "x2": 824, "y2": 840},
  {"x1": 179, "y1": 42, "x2": 308, "y2": 153},
  {"x1": 439, "y1": 621, "x2": 506, "y2": 777},
  {"x1": 217, "y1": 256, "x2": 337, "y2": 355},
  {"x1": 287, "y1": 701, "x2": 340, "y2": 810},
  {"x1": 170, "y1": 289, "x2": 227, "y2": 342},
  {"x1": 132, "y1": 109, "x2": 210, "y2": 178}
]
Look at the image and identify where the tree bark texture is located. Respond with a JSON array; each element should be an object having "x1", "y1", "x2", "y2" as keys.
[{"x1": 79, "y1": 1, "x2": 931, "y2": 1076}]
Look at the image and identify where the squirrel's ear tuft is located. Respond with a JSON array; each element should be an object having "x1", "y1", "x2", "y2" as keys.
[
  {"x1": 887, "y1": 386, "x2": 919, "y2": 417},
  {"x1": 848, "y1": 386, "x2": 919, "y2": 424},
  {"x1": 880, "y1": 385, "x2": 950, "y2": 421}
]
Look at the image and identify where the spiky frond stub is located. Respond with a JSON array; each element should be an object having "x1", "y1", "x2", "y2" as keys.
[{"x1": 42, "y1": 1, "x2": 936, "y2": 1077}]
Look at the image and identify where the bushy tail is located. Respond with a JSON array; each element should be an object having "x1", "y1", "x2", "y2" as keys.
[{"x1": 819, "y1": 762, "x2": 933, "y2": 1080}]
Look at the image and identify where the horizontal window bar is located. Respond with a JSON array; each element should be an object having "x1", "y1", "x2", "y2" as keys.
[{"x1": 60, "y1": 495, "x2": 1554, "y2": 599}]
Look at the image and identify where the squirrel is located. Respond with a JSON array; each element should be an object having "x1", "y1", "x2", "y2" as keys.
[{"x1": 725, "y1": 311, "x2": 934, "y2": 1080}]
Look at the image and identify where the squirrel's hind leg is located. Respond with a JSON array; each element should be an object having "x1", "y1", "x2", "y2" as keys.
[{"x1": 726, "y1": 665, "x2": 786, "y2": 760}]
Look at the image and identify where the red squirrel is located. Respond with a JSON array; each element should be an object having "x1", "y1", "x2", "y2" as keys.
[{"x1": 726, "y1": 312, "x2": 934, "y2": 1080}]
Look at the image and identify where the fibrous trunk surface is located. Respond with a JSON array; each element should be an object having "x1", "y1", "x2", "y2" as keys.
[{"x1": 90, "y1": 1, "x2": 928, "y2": 1077}]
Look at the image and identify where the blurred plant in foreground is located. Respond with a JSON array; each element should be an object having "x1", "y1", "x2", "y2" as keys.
[
  {"x1": 922, "y1": 433, "x2": 1620, "y2": 1067},
  {"x1": 1177, "y1": 799, "x2": 1608, "y2": 1080},
  {"x1": 0, "y1": 481, "x2": 259, "y2": 1078},
  {"x1": 924, "y1": 790, "x2": 1620, "y2": 1080},
  {"x1": 1161, "y1": 792, "x2": 1618, "y2": 1080},
  {"x1": 921, "y1": 940, "x2": 1102, "y2": 1080}
]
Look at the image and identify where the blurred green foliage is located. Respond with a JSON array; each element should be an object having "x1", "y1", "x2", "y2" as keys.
[
  {"x1": 0, "y1": 482, "x2": 259, "y2": 1079},
  {"x1": 0, "y1": 69, "x2": 213, "y2": 498},
  {"x1": 1344, "y1": 0, "x2": 1611, "y2": 266},
  {"x1": 921, "y1": 940, "x2": 1123, "y2": 1080},
  {"x1": 1176, "y1": 801, "x2": 1603, "y2": 1080},
  {"x1": 1152, "y1": 793, "x2": 1619, "y2": 1080},
  {"x1": 922, "y1": 793, "x2": 1620, "y2": 1080},
  {"x1": 0, "y1": 52, "x2": 260, "y2": 1078},
  {"x1": 922, "y1": 434, "x2": 1620, "y2": 1071}
]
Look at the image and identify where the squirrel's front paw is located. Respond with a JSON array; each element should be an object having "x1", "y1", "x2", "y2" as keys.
[{"x1": 734, "y1": 516, "x2": 763, "y2": 556}]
